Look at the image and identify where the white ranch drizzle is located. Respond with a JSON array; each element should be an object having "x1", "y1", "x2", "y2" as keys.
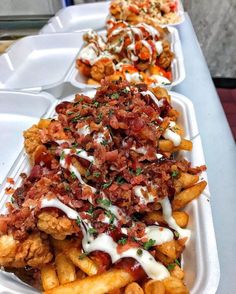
[
  {"x1": 163, "y1": 121, "x2": 181, "y2": 146},
  {"x1": 77, "y1": 125, "x2": 91, "y2": 136},
  {"x1": 140, "y1": 90, "x2": 164, "y2": 108},
  {"x1": 137, "y1": 23, "x2": 160, "y2": 39},
  {"x1": 155, "y1": 41, "x2": 163, "y2": 55},
  {"x1": 151, "y1": 75, "x2": 171, "y2": 86},
  {"x1": 78, "y1": 43, "x2": 99, "y2": 65},
  {"x1": 41, "y1": 198, "x2": 170, "y2": 280},
  {"x1": 125, "y1": 72, "x2": 142, "y2": 83},
  {"x1": 141, "y1": 40, "x2": 153, "y2": 62},
  {"x1": 130, "y1": 145, "x2": 163, "y2": 160},
  {"x1": 134, "y1": 185, "x2": 155, "y2": 205},
  {"x1": 159, "y1": 197, "x2": 191, "y2": 240}
]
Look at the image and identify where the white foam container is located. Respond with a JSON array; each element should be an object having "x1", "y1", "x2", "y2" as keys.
[
  {"x1": 39, "y1": 1, "x2": 185, "y2": 35},
  {"x1": 0, "y1": 90, "x2": 220, "y2": 294},
  {"x1": 0, "y1": 27, "x2": 185, "y2": 95}
]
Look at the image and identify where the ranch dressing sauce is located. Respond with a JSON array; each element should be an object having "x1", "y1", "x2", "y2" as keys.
[{"x1": 41, "y1": 198, "x2": 170, "y2": 280}]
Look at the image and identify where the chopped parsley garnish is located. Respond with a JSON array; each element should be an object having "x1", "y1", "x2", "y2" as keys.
[
  {"x1": 79, "y1": 252, "x2": 89, "y2": 259},
  {"x1": 71, "y1": 171, "x2": 77, "y2": 180},
  {"x1": 108, "y1": 109, "x2": 114, "y2": 117},
  {"x1": 76, "y1": 217, "x2": 81, "y2": 225},
  {"x1": 65, "y1": 184, "x2": 70, "y2": 191},
  {"x1": 71, "y1": 114, "x2": 81, "y2": 123},
  {"x1": 93, "y1": 171, "x2": 101, "y2": 178},
  {"x1": 85, "y1": 169, "x2": 90, "y2": 177},
  {"x1": 137, "y1": 248, "x2": 143, "y2": 256},
  {"x1": 97, "y1": 198, "x2": 111, "y2": 207},
  {"x1": 116, "y1": 176, "x2": 125, "y2": 185},
  {"x1": 171, "y1": 170, "x2": 179, "y2": 178},
  {"x1": 67, "y1": 111, "x2": 75, "y2": 115},
  {"x1": 105, "y1": 210, "x2": 115, "y2": 224},
  {"x1": 93, "y1": 101, "x2": 100, "y2": 108},
  {"x1": 96, "y1": 113, "x2": 103, "y2": 123},
  {"x1": 77, "y1": 150, "x2": 83, "y2": 154},
  {"x1": 10, "y1": 196, "x2": 14, "y2": 203},
  {"x1": 101, "y1": 139, "x2": 108, "y2": 146},
  {"x1": 72, "y1": 142, "x2": 78, "y2": 148},
  {"x1": 88, "y1": 227, "x2": 97, "y2": 234},
  {"x1": 64, "y1": 127, "x2": 71, "y2": 131},
  {"x1": 87, "y1": 206, "x2": 94, "y2": 215},
  {"x1": 143, "y1": 239, "x2": 156, "y2": 250},
  {"x1": 174, "y1": 259, "x2": 181, "y2": 267},
  {"x1": 60, "y1": 151, "x2": 65, "y2": 160},
  {"x1": 118, "y1": 237, "x2": 127, "y2": 245},
  {"x1": 136, "y1": 167, "x2": 143, "y2": 176},
  {"x1": 122, "y1": 88, "x2": 129, "y2": 94},
  {"x1": 111, "y1": 93, "x2": 119, "y2": 99},
  {"x1": 102, "y1": 180, "x2": 113, "y2": 189},
  {"x1": 167, "y1": 263, "x2": 175, "y2": 271},
  {"x1": 174, "y1": 231, "x2": 180, "y2": 238}
]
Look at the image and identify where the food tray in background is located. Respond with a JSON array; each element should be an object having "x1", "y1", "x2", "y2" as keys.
[
  {"x1": 69, "y1": 27, "x2": 185, "y2": 90},
  {"x1": 0, "y1": 91, "x2": 55, "y2": 185},
  {"x1": 0, "y1": 90, "x2": 220, "y2": 294},
  {"x1": 39, "y1": 1, "x2": 110, "y2": 34},
  {"x1": 0, "y1": 27, "x2": 185, "y2": 96},
  {"x1": 39, "y1": 1, "x2": 185, "y2": 35}
]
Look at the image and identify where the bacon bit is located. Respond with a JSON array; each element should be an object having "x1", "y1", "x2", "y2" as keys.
[
  {"x1": 105, "y1": 150, "x2": 118, "y2": 162},
  {"x1": 7, "y1": 177, "x2": 14, "y2": 184},
  {"x1": 117, "y1": 240, "x2": 139, "y2": 254},
  {"x1": 5, "y1": 187, "x2": 15, "y2": 195}
]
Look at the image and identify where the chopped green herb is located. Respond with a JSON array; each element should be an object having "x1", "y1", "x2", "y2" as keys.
[
  {"x1": 87, "y1": 206, "x2": 94, "y2": 215},
  {"x1": 118, "y1": 237, "x2": 127, "y2": 245},
  {"x1": 122, "y1": 88, "x2": 129, "y2": 94},
  {"x1": 88, "y1": 227, "x2": 97, "y2": 234},
  {"x1": 76, "y1": 217, "x2": 81, "y2": 225},
  {"x1": 116, "y1": 176, "x2": 125, "y2": 185},
  {"x1": 60, "y1": 151, "x2": 65, "y2": 160},
  {"x1": 143, "y1": 239, "x2": 156, "y2": 250},
  {"x1": 174, "y1": 231, "x2": 180, "y2": 238},
  {"x1": 93, "y1": 101, "x2": 100, "y2": 108},
  {"x1": 65, "y1": 184, "x2": 71, "y2": 191},
  {"x1": 10, "y1": 196, "x2": 14, "y2": 203},
  {"x1": 108, "y1": 109, "x2": 114, "y2": 117},
  {"x1": 167, "y1": 263, "x2": 175, "y2": 271},
  {"x1": 77, "y1": 150, "x2": 83, "y2": 154},
  {"x1": 136, "y1": 167, "x2": 143, "y2": 176},
  {"x1": 137, "y1": 248, "x2": 143, "y2": 256},
  {"x1": 79, "y1": 252, "x2": 89, "y2": 259},
  {"x1": 67, "y1": 111, "x2": 75, "y2": 115},
  {"x1": 85, "y1": 169, "x2": 90, "y2": 177},
  {"x1": 96, "y1": 113, "x2": 103, "y2": 123},
  {"x1": 71, "y1": 171, "x2": 77, "y2": 180},
  {"x1": 102, "y1": 180, "x2": 113, "y2": 189},
  {"x1": 93, "y1": 171, "x2": 101, "y2": 178},
  {"x1": 101, "y1": 139, "x2": 108, "y2": 146},
  {"x1": 111, "y1": 93, "x2": 119, "y2": 99},
  {"x1": 72, "y1": 142, "x2": 79, "y2": 148},
  {"x1": 174, "y1": 259, "x2": 181, "y2": 267},
  {"x1": 64, "y1": 127, "x2": 71, "y2": 131},
  {"x1": 171, "y1": 170, "x2": 179, "y2": 178},
  {"x1": 105, "y1": 210, "x2": 115, "y2": 224},
  {"x1": 71, "y1": 114, "x2": 81, "y2": 123},
  {"x1": 97, "y1": 198, "x2": 111, "y2": 207}
]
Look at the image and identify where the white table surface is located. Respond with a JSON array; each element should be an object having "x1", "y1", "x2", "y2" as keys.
[{"x1": 174, "y1": 13, "x2": 236, "y2": 294}]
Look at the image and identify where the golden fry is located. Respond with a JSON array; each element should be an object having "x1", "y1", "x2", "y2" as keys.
[
  {"x1": 169, "y1": 265, "x2": 184, "y2": 280},
  {"x1": 87, "y1": 78, "x2": 100, "y2": 86},
  {"x1": 179, "y1": 173, "x2": 199, "y2": 189},
  {"x1": 125, "y1": 282, "x2": 144, "y2": 294},
  {"x1": 55, "y1": 253, "x2": 76, "y2": 285},
  {"x1": 41, "y1": 265, "x2": 59, "y2": 291},
  {"x1": 163, "y1": 277, "x2": 189, "y2": 294},
  {"x1": 144, "y1": 211, "x2": 189, "y2": 228},
  {"x1": 44, "y1": 269, "x2": 134, "y2": 294},
  {"x1": 156, "y1": 240, "x2": 177, "y2": 259},
  {"x1": 143, "y1": 280, "x2": 165, "y2": 294},
  {"x1": 172, "y1": 181, "x2": 207, "y2": 210}
]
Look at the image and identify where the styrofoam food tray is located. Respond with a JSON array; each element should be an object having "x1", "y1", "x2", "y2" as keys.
[
  {"x1": 0, "y1": 28, "x2": 185, "y2": 95},
  {"x1": 40, "y1": 1, "x2": 110, "y2": 34},
  {"x1": 0, "y1": 91, "x2": 55, "y2": 185},
  {"x1": 69, "y1": 27, "x2": 185, "y2": 90},
  {"x1": 39, "y1": 0, "x2": 184, "y2": 35},
  {"x1": 0, "y1": 90, "x2": 219, "y2": 294}
]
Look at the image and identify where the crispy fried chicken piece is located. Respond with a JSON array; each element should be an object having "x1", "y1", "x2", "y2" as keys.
[
  {"x1": 0, "y1": 233, "x2": 52, "y2": 268},
  {"x1": 91, "y1": 58, "x2": 115, "y2": 82},
  {"x1": 37, "y1": 212, "x2": 79, "y2": 240},
  {"x1": 23, "y1": 125, "x2": 42, "y2": 162}
]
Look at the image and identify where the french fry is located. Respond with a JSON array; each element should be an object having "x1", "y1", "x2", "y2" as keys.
[
  {"x1": 179, "y1": 173, "x2": 199, "y2": 189},
  {"x1": 67, "y1": 247, "x2": 98, "y2": 276},
  {"x1": 169, "y1": 264, "x2": 184, "y2": 280},
  {"x1": 175, "y1": 139, "x2": 193, "y2": 151},
  {"x1": 55, "y1": 253, "x2": 76, "y2": 285},
  {"x1": 37, "y1": 119, "x2": 51, "y2": 129},
  {"x1": 143, "y1": 280, "x2": 165, "y2": 294},
  {"x1": 159, "y1": 139, "x2": 174, "y2": 152},
  {"x1": 41, "y1": 265, "x2": 59, "y2": 291},
  {"x1": 44, "y1": 269, "x2": 134, "y2": 294},
  {"x1": 144, "y1": 211, "x2": 189, "y2": 228},
  {"x1": 159, "y1": 139, "x2": 192, "y2": 152},
  {"x1": 156, "y1": 240, "x2": 177, "y2": 259},
  {"x1": 172, "y1": 181, "x2": 207, "y2": 210},
  {"x1": 125, "y1": 282, "x2": 144, "y2": 294},
  {"x1": 163, "y1": 277, "x2": 189, "y2": 294}
]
